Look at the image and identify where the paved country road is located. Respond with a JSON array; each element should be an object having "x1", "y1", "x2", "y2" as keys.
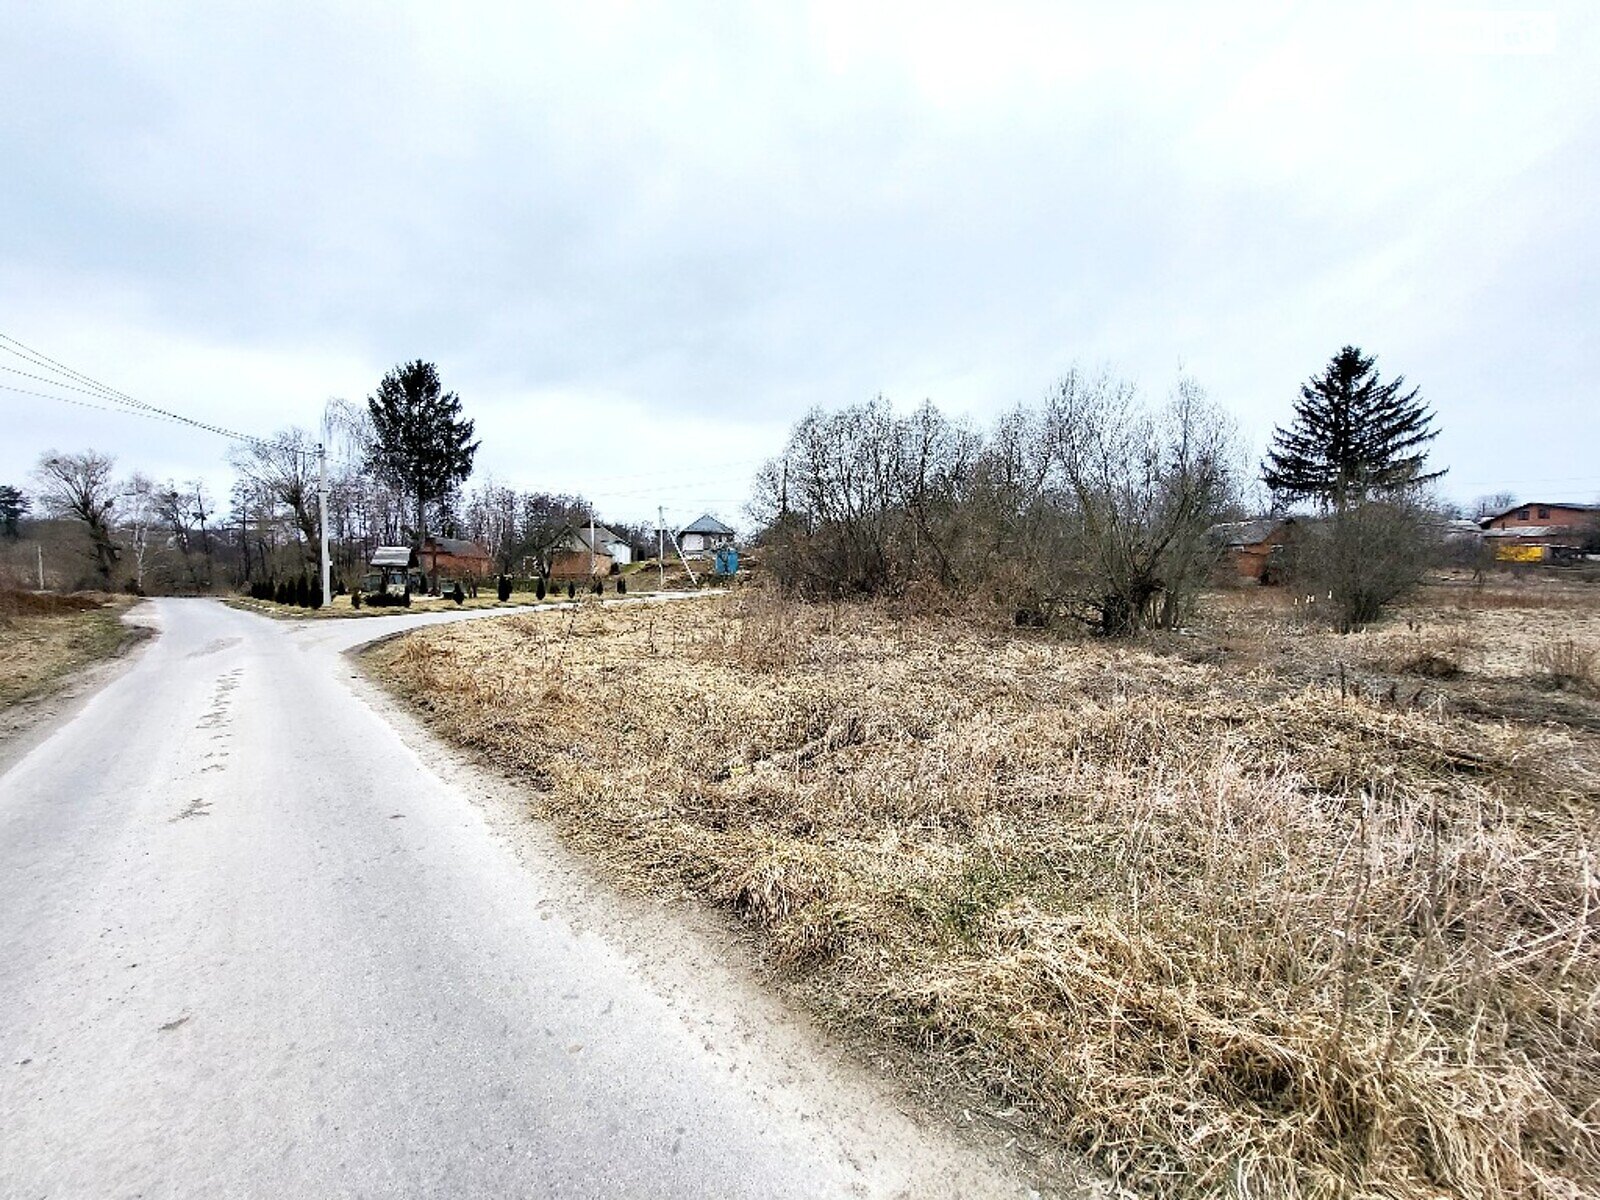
[{"x1": 0, "y1": 599, "x2": 1042, "y2": 1199}]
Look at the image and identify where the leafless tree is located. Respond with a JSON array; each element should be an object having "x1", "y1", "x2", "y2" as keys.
[
  {"x1": 229, "y1": 428, "x2": 321, "y2": 567},
  {"x1": 121, "y1": 473, "x2": 160, "y2": 591},
  {"x1": 750, "y1": 397, "x2": 977, "y2": 596},
  {"x1": 33, "y1": 450, "x2": 120, "y2": 586},
  {"x1": 1039, "y1": 371, "x2": 1239, "y2": 634},
  {"x1": 1292, "y1": 493, "x2": 1442, "y2": 632}
]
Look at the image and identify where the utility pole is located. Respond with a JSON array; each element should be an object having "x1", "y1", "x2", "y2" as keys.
[
  {"x1": 318, "y1": 441, "x2": 331, "y2": 605},
  {"x1": 657, "y1": 506, "x2": 665, "y2": 590},
  {"x1": 588, "y1": 511, "x2": 596, "y2": 579},
  {"x1": 37, "y1": 543, "x2": 45, "y2": 590}
]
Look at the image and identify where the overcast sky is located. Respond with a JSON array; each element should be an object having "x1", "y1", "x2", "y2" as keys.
[{"x1": 3, "y1": 2, "x2": 1596, "y2": 526}]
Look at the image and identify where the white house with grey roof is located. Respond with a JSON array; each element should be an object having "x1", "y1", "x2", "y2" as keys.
[{"x1": 677, "y1": 514, "x2": 735, "y2": 555}]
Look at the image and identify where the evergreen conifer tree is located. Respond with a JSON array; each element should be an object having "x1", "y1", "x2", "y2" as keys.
[
  {"x1": 365, "y1": 362, "x2": 478, "y2": 581},
  {"x1": 0, "y1": 484, "x2": 27, "y2": 539},
  {"x1": 1262, "y1": 346, "x2": 1443, "y2": 511}
]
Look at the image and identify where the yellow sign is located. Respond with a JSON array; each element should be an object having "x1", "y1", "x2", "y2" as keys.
[{"x1": 1495, "y1": 544, "x2": 1545, "y2": 563}]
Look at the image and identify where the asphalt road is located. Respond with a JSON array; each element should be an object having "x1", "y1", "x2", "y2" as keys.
[{"x1": 0, "y1": 599, "x2": 1035, "y2": 1199}]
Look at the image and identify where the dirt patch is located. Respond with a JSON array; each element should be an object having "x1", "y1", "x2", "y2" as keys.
[{"x1": 366, "y1": 588, "x2": 1600, "y2": 1199}]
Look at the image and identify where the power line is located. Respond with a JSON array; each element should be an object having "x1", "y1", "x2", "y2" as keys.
[{"x1": 0, "y1": 332, "x2": 293, "y2": 453}]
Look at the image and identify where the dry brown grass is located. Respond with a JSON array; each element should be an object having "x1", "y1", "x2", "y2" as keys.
[
  {"x1": 368, "y1": 588, "x2": 1600, "y2": 1198},
  {"x1": 0, "y1": 588, "x2": 129, "y2": 707}
]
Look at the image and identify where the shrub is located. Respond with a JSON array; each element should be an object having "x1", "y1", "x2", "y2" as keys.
[
  {"x1": 295, "y1": 576, "x2": 310, "y2": 607},
  {"x1": 536, "y1": 577, "x2": 547, "y2": 600},
  {"x1": 401, "y1": 591, "x2": 411, "y2": 607},
  {"x1": 567, "y1": 581, "x2": 576, "y2": 599},
  {"x1": 591, "y1": 577, "x2": 603, "y2": 595},
  {"x1": 352, "y1": 590, "x2": 363, "y2": 609},
  {"x1": 451, "y1": 582, "x2": 465, "y2": 605},
  {"x1": 497, "y1": 575, "x2": 512, "y2": 603},
  {"x1": 617, "y1": 577, "x2": 627, "y2": 595}
]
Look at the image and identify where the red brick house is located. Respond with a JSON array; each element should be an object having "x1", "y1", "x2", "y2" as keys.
[
  {"x1": 1479, "y1": 502, "x2": 1599, "y2": 561},
  {"x1": 1207, "y1": 518, "x2": 1296, "y2": 584},
  {"x1": 419, "y1": 535, "x2": 493, "y2": 585}
]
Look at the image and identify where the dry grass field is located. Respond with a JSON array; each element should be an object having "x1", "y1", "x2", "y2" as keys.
[
  {"x1": 0, "y1": 589, "x2": 135, "y2": 709},
  {"x1": 367, "y1": 578, "x2": 1600, "y2": 1199}
]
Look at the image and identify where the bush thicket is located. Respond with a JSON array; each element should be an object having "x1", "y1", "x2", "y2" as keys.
[{"x1": 750, "y1": 373, "x2": 1238, "y2": 635}]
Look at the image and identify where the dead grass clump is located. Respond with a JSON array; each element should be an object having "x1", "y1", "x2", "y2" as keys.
[
  {"x1": 369, "y1": 595, "x2": 1600, "y2": 1199},
  {"x1": 1530, "y1": 639, "x2": 1599, "y2": 695}
]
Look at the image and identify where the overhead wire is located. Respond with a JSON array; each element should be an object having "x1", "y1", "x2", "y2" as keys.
[{"x1": 0, "y1": 332, "x2": 300, "y2": 454}]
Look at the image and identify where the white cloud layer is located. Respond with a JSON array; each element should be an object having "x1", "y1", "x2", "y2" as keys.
[{"x1": 3, "y1": 1, "x2": 1597, "y2": 521}]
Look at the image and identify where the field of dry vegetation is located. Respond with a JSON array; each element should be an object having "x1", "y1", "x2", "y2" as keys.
[
  {"x1": 367, "y1": 577, "x2": 1600, "y2": 1199},
  {"x1": 0, "y1": 588, "x2": 134, "y2": 709}
]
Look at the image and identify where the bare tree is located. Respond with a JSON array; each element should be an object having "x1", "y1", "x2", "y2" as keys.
[
  {"x1": 750, "y1": 397, "x2": 977, "y2": 597},
  {"x1": 1041, "y1": 372, "x2": 1238, "y2": 634},
  {"x1": 230, "y1": 429, "x2": 321, "y2": 567},
  {"x1": 121, "y1": 473, "x2": 160, "y2": 592},
  {"x1": 1293, "y1": 495, "x2": 1442, "y2": 632},
  {"x1": 518, "y1": 492, "x2": 593, "y2": 580},
  {"x1": 33, "y1": 450, "x2": 120, "y2": 586}
]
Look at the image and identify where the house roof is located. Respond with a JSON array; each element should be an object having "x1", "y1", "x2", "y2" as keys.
[
  {"x1": 679, "y1": 514, "x2": 735, "y2": 536},
  {"x1": 1206, "y1": 518, "x2": 1291, "y2": 548},
  {"x1": 423, "y1": 535, "x2": 491, "y2": 558},
  {"x1": 1480, "y1": 501, "x2": 1600, "y2": 524},
  {"x1": 575, "y1": 524, "x2": 624, "y2": 548},
  {"x1": 371, "y1": 546, "x2": 417, "y2": 567},
  {"x1": 1482, "y1": 525, "x2": 1564, "y2": 539}
]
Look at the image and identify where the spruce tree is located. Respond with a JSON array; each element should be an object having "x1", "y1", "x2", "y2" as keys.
[
  {"x1": 0, "y1": 484, "x2": 27, "y2": 539},
  {"x1": 1262, "y1": 346, "x2": 1443, "y2": 511},
  {"x1": 365, "y1": 361, "x2": 478, "y2": 568}
]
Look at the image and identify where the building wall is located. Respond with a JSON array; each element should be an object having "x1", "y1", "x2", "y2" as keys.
[
  {"x1": 422, "y1": 550, "x2": 492, "y2": 581},
  {"x1": 1225, "y1": 526, "x2": 1293, "y2": 582},
  {"x1": 1485, "y1": 505, "x2": 1595, "y2": 530},
  {"x1": 549, "y1": 549, "x2": 613, "y2": 580}
]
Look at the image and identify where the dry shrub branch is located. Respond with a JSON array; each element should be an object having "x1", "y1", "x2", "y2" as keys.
[{"x1": 369, "y1": 591, "x2": 1600, "y2": 1198}]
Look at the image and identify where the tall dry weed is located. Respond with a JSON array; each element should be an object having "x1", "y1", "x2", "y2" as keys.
[{"x1": 371, "y1": 597, "x2": 1600, "y2": 1198}]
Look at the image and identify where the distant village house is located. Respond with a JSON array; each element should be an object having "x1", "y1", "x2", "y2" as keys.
[
  {"x1": 677, "y1": 514, "x2": 735, "y2": 556},
  {"x1": 1478, "y1": 502, "x2": 1599, "y2": 562},
  {"x1": 420, "y1": 535, "x2": 493, "y2": 584},
  {"x1": 1207, "y1": 518, "x2": 1295, "y2": 584},
  {"x1": 547, "y1": 523, "x2": 630, "y2": 580}
]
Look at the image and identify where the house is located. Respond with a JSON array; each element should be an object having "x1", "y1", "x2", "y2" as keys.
[
  {"x1": 1478, "y1": 502, "x2": 1600, "y2": 562},
  {"x1": 548, "y1": 526, "x2": 610, "y2": 581},
  {"x1": 419, "y1": 535, "x2": 493, "y2": 584},
  {"x1": 575, "y1": 523, "x2": 633, "y2": 567},
  {"x1": 1207, "y1": 518, "x2": 1296, "y2": 584},
  {"x1": 677, "y1": 514, "x2": 735, "y2": 556}
]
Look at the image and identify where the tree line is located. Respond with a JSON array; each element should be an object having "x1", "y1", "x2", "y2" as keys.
[
  {"x1": 751, "y1": 346, "x2": 1450, "y2": 633},
  {"x1": 1, "y1": 360, "x2": 646, "y2": 594}
]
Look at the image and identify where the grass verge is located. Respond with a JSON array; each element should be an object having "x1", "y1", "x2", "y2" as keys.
[
  {"x1": 366, "y1": 589, "x2": 1600, "y2": 1198},
  {"x1": 0, "y1": 589, "x2": 137, "y2": 709}
]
